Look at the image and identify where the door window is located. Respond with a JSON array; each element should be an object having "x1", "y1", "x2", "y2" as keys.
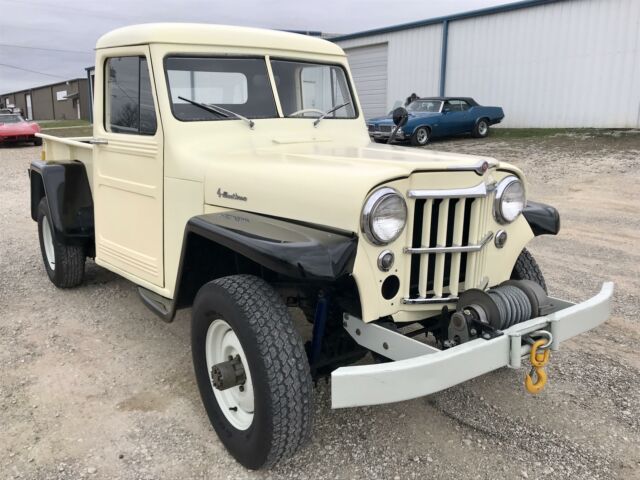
[
  {"x1": 445, "y1": 100, "x2": 469, "y2": 112},
  {"x1": 105, "y1": 56, "x2": 157, "y2": 135}
]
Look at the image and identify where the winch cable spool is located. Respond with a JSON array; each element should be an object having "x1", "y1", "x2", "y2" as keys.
[
  {"x1": 487, "y1": 285, "x2": 532, "y2": 329},
  {"x1": 455, "y1": 280, "x2": 549, "y2": 331}
]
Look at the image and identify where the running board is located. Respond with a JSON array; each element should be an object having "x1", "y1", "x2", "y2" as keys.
[{"x1": 138, "y1": 287, "x2": 176, "y2": 323}]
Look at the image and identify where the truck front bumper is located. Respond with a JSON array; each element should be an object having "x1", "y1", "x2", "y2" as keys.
[{"x1": 331, "y1": 282, "x2": 613, "y2": 409}]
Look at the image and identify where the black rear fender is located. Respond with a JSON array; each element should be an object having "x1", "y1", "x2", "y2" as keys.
[{"x1": 28, "y1": 160, "x2": 94, "y2": 247}]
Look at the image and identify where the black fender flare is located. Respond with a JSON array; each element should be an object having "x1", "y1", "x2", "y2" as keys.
[
  {"x1": 140, "y1": 211, "x2": 359, "y2": 322},
  {"x1": 184, "y1": 212, "x2": 358, "y2": 281},
  {"x1": 29, "y1": 159, "x2": 94, "y2": 246},
  {"x1": 523, "y1": 201, "x2": 560, "y2": 236}
]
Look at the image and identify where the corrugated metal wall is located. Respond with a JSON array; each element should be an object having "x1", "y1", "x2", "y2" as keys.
[
  {"x1": 338, "y1": 24, "x2": 442, "y2": 119},
  {"x1": 446, "y1": 0, "x2": 640, "y2": 127},
  {"x1": 336, "y1": 0, "x2": 640, "y2": 127}
]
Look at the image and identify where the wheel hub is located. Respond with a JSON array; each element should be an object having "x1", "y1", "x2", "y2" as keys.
[
  {"x1": 205, "y1": 319, "x2": 255, "y2": 430},
  {"x1": 211, "y1": 354, "x2": 246, "y2": 390}
]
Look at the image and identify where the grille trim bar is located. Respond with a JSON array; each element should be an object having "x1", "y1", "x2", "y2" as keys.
[
  {"x1": 403, "y1": 231, "x2": 494, "y2": 254},
  {"x1": 408, "y1": 182, "x2": 495, "y2": 200},
  {"x1": 401, "y1": 295, "x2": 459, "y2": 305}
]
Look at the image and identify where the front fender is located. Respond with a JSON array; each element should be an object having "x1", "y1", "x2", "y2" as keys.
[
  {"x1": 523, "y1": 201, "x2": 560, "y2": 236},
  {"x1": 405, "y1": 119, "x2": 434, "y2": 136},
  {"x1": 186, "y1": 211, "x2": 358, "y2": 281}
]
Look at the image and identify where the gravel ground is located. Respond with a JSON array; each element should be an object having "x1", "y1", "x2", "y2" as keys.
[{"x1": 1, "y1": 131, "x2": 639, "y2": 480}]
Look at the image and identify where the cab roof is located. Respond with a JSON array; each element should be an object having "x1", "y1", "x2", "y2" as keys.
[{"x1": 96, "y1": 23, "x2": 345, "y2": 57}]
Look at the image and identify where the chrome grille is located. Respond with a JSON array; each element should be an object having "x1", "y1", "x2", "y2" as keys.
[
  {"x1": 402, "y1": 183, "x2": 495, "y2": 304},
  {"x1": 379, "y1": 125, "x2": 393, "y2": 133}
]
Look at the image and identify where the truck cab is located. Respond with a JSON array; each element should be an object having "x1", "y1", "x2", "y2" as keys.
[{"x1": 29, "y1": 24, "x2": 612, "y2": 470}]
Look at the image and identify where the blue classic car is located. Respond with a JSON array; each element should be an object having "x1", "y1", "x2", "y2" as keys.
[{"x1": 367, "y1": 97, "x2": 504, "y2": 146}]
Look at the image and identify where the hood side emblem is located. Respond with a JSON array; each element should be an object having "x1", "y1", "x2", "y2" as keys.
[{"x1": 217, "y1": 188, "x2": 247, "y2": 202}]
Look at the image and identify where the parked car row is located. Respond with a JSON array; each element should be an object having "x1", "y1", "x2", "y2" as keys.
[{"x1": 367, "y1": 96, "x2": 504, "y2": 146}]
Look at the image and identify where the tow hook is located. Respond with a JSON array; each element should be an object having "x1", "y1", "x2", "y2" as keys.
[
  {"x1": 211, "y1": 355, "x2": 246, "y2": 391},
  {"x1": 524, "y1": 331, "x2": 552, "y2": 394}
]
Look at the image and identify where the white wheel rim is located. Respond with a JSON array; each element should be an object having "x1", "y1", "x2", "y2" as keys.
[
  {"x1": 417, "y1": 128, "x2": 428, "y2": 144},
  {"x1": 42, "y1": 214, "x2": 55, "y2": 271},
  {"x1": 205, "y1": 319, "x2": 254, "y2": 430},
  {"x1": 479, "y1": 122, "x2": 488, "y2": 135}
]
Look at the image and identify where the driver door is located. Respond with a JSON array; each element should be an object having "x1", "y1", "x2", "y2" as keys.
[
  {"x1": 440, "y1": 100, "x2": 467, "y2": 135},
  {"x1": 92, "y1": 47, "x2": 164, "y2": 287}
]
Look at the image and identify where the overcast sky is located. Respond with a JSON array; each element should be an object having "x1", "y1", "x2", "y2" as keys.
[{"x1": 1, "y1": 0, "x2": 516, "y2": 93}]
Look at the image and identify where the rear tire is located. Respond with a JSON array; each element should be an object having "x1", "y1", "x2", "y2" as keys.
[
  {"x1": 473, "y1": 118, "x2": 490, "y2": 138},
  {"x1": 511, "y1": 248, "x2": 547, "y2": 293},
  {"x1": 410, "y1": 127, "x2": 430, "y2": 146},
  {"x1": 37, "y1": 197, "x2": 85, "y2": 288},
  {"x1": 191, "y1": 275, "x2": 313, "y2": 469}
]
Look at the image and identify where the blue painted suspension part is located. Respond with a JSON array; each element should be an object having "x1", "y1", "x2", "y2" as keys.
[{"x1": 310, "y1": 290, "x2": 329, "y2": 366}]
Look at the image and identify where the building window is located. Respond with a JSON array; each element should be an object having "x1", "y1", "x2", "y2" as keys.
[{"x1": 105, "y1": 56, "x2": 157, "y2": 135}]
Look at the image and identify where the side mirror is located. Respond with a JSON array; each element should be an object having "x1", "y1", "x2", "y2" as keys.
[
  {"x1": 442, "y1": 107, "x2": 450, "y2": 114},
  {"x1": 392, "y1": 107, "x2": 409, "y2": 127}
]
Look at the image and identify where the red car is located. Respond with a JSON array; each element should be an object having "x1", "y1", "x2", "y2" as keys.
[{"x1": 0, "y1": 114, "x2": 42, "y2": 146}]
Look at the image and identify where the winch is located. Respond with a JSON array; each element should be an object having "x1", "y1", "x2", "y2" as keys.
[{"x1": 448, "y1": 280, "x2": 556, "y2": 345}]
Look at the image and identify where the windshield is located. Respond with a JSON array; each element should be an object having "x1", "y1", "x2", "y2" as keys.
[
  {"x1": 270, "y1": 60, "x2": 356, "y2": 118},
  {"x1": 407, "y1": 100, "x2": 442, "y2": 113},
  {"x1": 0, "y1": 114, "x2": 25, "y2": 123},
  {"x1": 165, "y1": 57, "x2": 278, "y2": 121}
]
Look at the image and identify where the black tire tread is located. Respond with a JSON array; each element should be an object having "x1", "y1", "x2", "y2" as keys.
[
  {"x1": 207, "y1": 275, "x2": 313, "y2": 467},
  {"x1": 511, "y1": 248, "x2": 547, "y2": 293},
  {"x1": 37, "y1": 198, "x2": 85, "y2": 288}
]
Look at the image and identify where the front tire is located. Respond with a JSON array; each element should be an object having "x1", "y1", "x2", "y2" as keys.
[
  {"x1": 191, "y1": 275, "x2": 313, "y2": 469},
  {"x1": 37, "y1": 197, "x2": 85, "y2": 288},
  {"x1": 410, "y1": 127, "x2": 430, "y2": 146},
  {"x1": 511, "y1": 248, "x2": 547, "y2": 293},
  {"x1": 33, "y1": 137, "x2": 43, "y2": 146}
]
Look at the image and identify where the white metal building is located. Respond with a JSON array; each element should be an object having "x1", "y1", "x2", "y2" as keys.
[{"x1": 333, "y1": 0, "x2": 640, "y2": 128}]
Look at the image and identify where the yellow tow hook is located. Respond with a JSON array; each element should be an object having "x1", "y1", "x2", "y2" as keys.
[{"x1": 524, "y1": 332, "x2": 552, "y2": 394}]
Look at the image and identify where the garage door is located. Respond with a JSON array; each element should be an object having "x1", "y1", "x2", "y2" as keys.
[{"x1": 344, "y1": 43, "x2": 388, "y2": 119}]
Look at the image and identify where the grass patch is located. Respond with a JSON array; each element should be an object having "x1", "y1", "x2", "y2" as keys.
[
  {"x1": 38, "y1": 119, "x2": 91, "y2": 129},
  {"x1": 492, "y1": 128, "x2": 639, "y2": 139}
]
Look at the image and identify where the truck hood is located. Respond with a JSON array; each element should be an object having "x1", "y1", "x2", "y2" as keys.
[{"x1": 204, "y1": 143, "x2": 504, "y2": 232}]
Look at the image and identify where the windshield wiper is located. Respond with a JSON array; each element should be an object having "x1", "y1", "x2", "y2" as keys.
[
  {"x1": 178, "y1": 96, "x2": 255, "y2": 129},
  {"x1": 313, "y1": 102, "x2": 351, "y2": 127}
]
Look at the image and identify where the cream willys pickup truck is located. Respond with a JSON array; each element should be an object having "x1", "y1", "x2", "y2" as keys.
[{"x1": 29, "y1": 24, "x2": 613, "y2": 469}]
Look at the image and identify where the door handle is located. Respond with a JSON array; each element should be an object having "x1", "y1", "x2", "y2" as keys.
[{"x1": 88, "y1": 138, "x2": 108, "y2": 145}]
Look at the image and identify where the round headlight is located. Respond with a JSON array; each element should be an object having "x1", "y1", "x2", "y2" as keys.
[
  {"x1": 494, "y1": 176, "x2": 525, "y2": 224},
  {"x1": 362, "y1": 188, "x2": 407, "y2": 245}
]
